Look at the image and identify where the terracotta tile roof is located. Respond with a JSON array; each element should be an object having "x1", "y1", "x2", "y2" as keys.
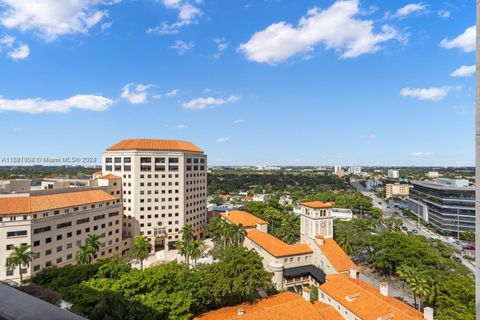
[
  {"x1": 106, "y1": 139, "x2": 203, "y2": 153},
  {"x1": 301, "y1": 201, "x2": 335, "y2": 209},
  {"x1": 312, "y1": 301, "x2": 344, "y2": 320},
  {"x1": 94, "y1": 171, "x2": 102, "y2": 175},
  {"x1": 0, "y1": 190, "x2": 116, "y2": 215},
  {"x1": 318, "y1": 238, "x2": 356, "y2": 273},
  {"x1": 247, "y1": 229, "x2": 313, "y2": 258},
  {"x1": 99, "y1": 174, "x2": 121, "y2": 180},
  {"x1": 220, "y1": 210, "x2": 268, "y2": 228},
  {"x1": 194, "y1": 292, "x2": 342, "y2": 320},
  {"x1": 320, "y1": 274, "x2": 423, "y2": 320}
]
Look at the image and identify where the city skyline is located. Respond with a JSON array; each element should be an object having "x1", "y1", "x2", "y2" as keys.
[{"x1": 0, "y1": 0, "x2": 475, "y2": 166}]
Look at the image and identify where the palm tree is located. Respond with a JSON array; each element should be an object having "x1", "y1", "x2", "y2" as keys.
[
  {"x1": 219, "y1": 220, "x2": 232, "y2": 247},
  {"x1": 189, "y1": 240, "x2": 203, "y2": 267},
  {"x1": 180, "y1": 225, "x2": 194, "y2": 266},
  {"x1": 425, "y1": 273, "x2": 441, "y2": 308},
  {"x1": 6, "y1": 244, "x2": 36, "y2": 283},
  {"x1": 396, "y1": 265, "x2": 414, "y2": 302},
  {"x1": 338, "y1": 233, "x2": 353, "y2": 255},
  {"x1": 76, "y1": 245, "x2": 93, "y2": 265},
  {"x1": 231, "y1": 224, "x2": 246, "y2": 246},
  {"x1": 86, "y1": 234, "x2": 102, "y2": 255},
  {"x1": 409, "y1": 275, "x2": 430, "y2": 310},
  {"x1": 134, "y1": 235, "x2": 152, "y2": 270}
]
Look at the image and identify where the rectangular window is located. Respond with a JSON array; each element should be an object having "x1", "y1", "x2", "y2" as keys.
[
  {"x1": 124, "y1": 165, "x2": 131, "y2": 171},
  {"x1": 109, "y1": 211, "x2": 119, "y2": 217},
  {"x1": 105, "y1": 165, "x2": 112, "y2": 171},
  {"x1": 114, "y1": 157, "x2": 121, "y2": 163},
  {"x1": 168, "y1": 157, "x2": 179, "y2": 163},
  {"x1": 7, "y1": 230, "x2": 27, "y2": 238},
  {"x1": 105, "y1": 157, "x2": 112, "y2": 163},
  {"x1": 94, "y1": 214, "x2": 105, "y2": 221},
  {"x1": 155, "y1": 157, "x2": 166, "y2": 163},
  {"x1": 77, "y1": 218, "x2": 90, "y2": 226},
  {"x1": 169, "y1": 165, "x2": 179, "y2": 171},
  {"x1": 124, "y1": 157, "x2": 131, "y2": 163},
  {"x1": 57, "y1": 222, "x2": 72, "y2": 229},
  {"x1": 140, "y1": 157, "x2": 152, "y2": 163},
  {"x1": 155, "y1": 165, "x2": 165, "y2": 171}
]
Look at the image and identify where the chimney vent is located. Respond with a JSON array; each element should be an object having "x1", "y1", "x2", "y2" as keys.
[
  {"x1": 423, "y1": 307, "x2": 434, "y2": 320},
  {"x1": 379, "y1": 282, "x2": 388, "y2": 296},
  {"x1": 237, "y1": 308, "x2": 245, "y2": 316}
]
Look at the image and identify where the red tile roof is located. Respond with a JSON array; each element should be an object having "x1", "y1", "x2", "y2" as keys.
[
  {"x1": 247, "y1": 229, "x2": 313, "y2": 258},
  {"x1": 318, "y1": 238, "x2": 356, "y2": 273},
  {"x1": 320, "y1": 274, "x2": 423, "y2": 320},
  {"x1": 99, "y1": 174, "x2": 121, "y2": 180},
  {"x1": 220, "y1": 210, "x2": 268, "y2": 228},
  {"x1": 0, "y1": 190, "x2": 116, "y2": 215},
  {"x1": 301, "y1": 201, "x2": 335, "y2": 209},
  {"x1": 107, "y1": 139, "x2": 203, "y2": 153},
  {"x1": 194, "y1": 292, "x2": 343, "y2": 320}
]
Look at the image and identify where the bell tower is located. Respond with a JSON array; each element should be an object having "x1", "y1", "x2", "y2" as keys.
[{"x1": 300, "y1": 201, "x2": 334, "y2": 242}]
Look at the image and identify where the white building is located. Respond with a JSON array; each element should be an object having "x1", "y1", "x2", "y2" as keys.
[
  {"x1": 435, "y1": 178, "x2": 469, "y2": 188},
  {"x1": 387, "y1": 169, "x2": 399, "y2": 179},
  {"x1": 427, "y1": 171, "x2": 439, "y2": 179},
  {"x1": 347, "y1": 166, "x2": 362, "y2": 175},
  {"x1": 0, "y1": 188, "x2": 126, "y2": 281},
  {"x1": 0, "y1": 179, "x2": 31, "y2": 194},
  {"x1": 102, "y1": 139, "x2": 208, "y2": 250},
  {"x1": 331, "y1": 208, "x2": 353, "y2": 221}
]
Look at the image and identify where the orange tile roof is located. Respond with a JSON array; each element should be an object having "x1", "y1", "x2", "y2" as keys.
[
  {"x1": 220, "y1": 210, "x2": 268, "y2": 228},
  {"x1": 320, "y1": 274, "x2": 423, "y2": 320},
  {"x1": 194, "y1": 292, "x2": 342, "y2": 320},
  {"x1": 318, "y1": 238, "x2": 356, "y2": 273},
  {"x1": 301, "y1": 201, "x2": 335, "y2": 209},
  {"x1": 0, "y1": 190, "x2": 116, "y2": 215},
  {"x1": 94, "y1": 171, "x2": 102, "y2": 175},
  {"x1": 312, "y1": 301, "x2": 344, "y2": 320},
  {"x1": 107, "y1": 139, "x2": 203, "y2": 153},
  {"x1": 247, "y1": 229, "x2": 313, "y2": 258},
  {"x1": 100, "y1": 174, "x2": 121, "y2": 180}
]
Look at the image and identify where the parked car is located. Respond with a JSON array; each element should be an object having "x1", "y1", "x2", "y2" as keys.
[
  {"x1": 452, "y1": 256, "x2": 462, "y2": 263},
  {"x1": 412, "y1": 229, "x2": 418, "y2": 234},
  {"x1": 401, "y1": 226, "x2": 408, "y2": 231}
]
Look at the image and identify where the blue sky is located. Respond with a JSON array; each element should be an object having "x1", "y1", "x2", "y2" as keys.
[{"x1": 0, "y1": 0, "x2": 475, "y2": 166}]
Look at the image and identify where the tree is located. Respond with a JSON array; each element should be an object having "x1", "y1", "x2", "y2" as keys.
[
  {"x1": 189, "y1": 240, "x2": 203, "y2": 267},
  {"x1": 338, "y1": 232, "x2": 353, "y2": 254},
  {"x1": 6, "y1": 244, "x2": 36, "y2": 283},
  {"x1": 180, "y1": 225, "x2": 194, "y2": 266},
  {"x1": 134, "y1": 236, "x2": 152, "y2": 270},
  {"x1": 76, "y1": 245, "x2": 94, "y2": 265},
  {"x1": 86, "y1": 234, "x2": 102, "y2": 255}
]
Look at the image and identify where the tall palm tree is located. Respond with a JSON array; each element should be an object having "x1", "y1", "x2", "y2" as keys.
[
  {"x1": 231, "y1": 224, "x2": 246, "y2": 246},
  {"x1": 396, "y1": 265, "x2": 414, "y2": 302},
  {"x1": 338, "y1": 233, "x2": 353, "y2": 255},
  {"x1": 425, "y1": 273, "x2": 441, "y2": 308},
  {"x1": 219, "y1": 220, "x2": 232, "y2": 247},
  {"x1": 189, "y1": 240, "x2": 203, "y2": 267},
  {"x1": 409, "y1": 275, "x2": 430, "y2": 310},
  {"x1": 134, "y1": 235, "x2": 152, "y2": 270},
  {"x1": 6, "y1": 244, "x2": 36, "y2": 283},
  {"x1": 180, "y1": 225, "x2": 194, "y2": 266},
  {"x1": 86, "y1": 234, "x2": 102, "y2": 255},
  {"x1": 76, "y1": 245, "x2": 93, "y2": 265}
]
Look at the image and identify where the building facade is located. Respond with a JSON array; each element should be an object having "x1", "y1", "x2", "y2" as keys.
[
  {"x1": 385, "y1": 183, "x2": 411, "y2": 199},
  {"x1": 102, "y1": 139, "x2": 207, "y2": 251},
  {"x1": 0, "y1": 188, "x2": 125, "y2": 281},
  {"x1": 387, "y1": 169, "x2": 400, "y2": 179},
  {"x1": 408, "y1": 180, "x2": 475, "y2": 234}
]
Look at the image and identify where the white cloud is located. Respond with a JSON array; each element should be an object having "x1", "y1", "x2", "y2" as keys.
[
  {"x1": 213, "y1": 37, "x2": 228, "y2": 59},
  {"x1": 400, "y1": 86, "x2": 457, "y2": 101},
  {"x1": 121, "y1": 83, "x2": 157, "y2": 104},
  {"x1": 0, "y1": 94, "x2": 113, "y2": 113},
  {"x1": 147, "y1": 0, "x2": 202, "y2": 35},
  {"x1": 411, "y1": 151, "x2": 433, "y2": 157},
  {"x1": 438, "y1": 10, "x2": 450, "y2": 18},
  {"x1": 100, "y1": 21, "x2": 112, "y2": 33},
  {"x1": 0, "y1": 35, "x2": 29, "y2": 60},
  {"x1": 170, "y1": 40, "x2": 194, "y2": 55},
  {"x1": 166, "y1": 89, "x2": 179, "y2": 97},
  {"x1": 450, "y1": 65, "x2": 475, "y2": 78},
  {"x1": 0, "y1": 0, "x2": 117, "y2": 42},
  {"x1": 182, "y1": 95, "x2": 239, "y2": 110},
  {"x1": 440, "y1": 26, "x2": 475, "y2": 52},
  {"x1": 176, "y1": 124, "x2": 188, "y2": 129},
  {"x1": 238, "y1": 0, "x2": 403, "y2": 65},
  {"x1": 8, "y1": 43, "x2": 29, "y2": 60},
  {"x1": 233, "y1": 119, "x2": 244, "y2": 124},
  {"x1": 359, "y1": 133, "x2": 376, "y2": 139},
  {"x1": 216, "y1": 137, "x2": 229, "y2": 143},
  {"x1": 390, "y1": 3, "x2": 427, "y2": 18}
]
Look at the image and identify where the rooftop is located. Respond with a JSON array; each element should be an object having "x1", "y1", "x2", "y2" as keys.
[
  {"x1": 412, "y1": 180, "x2": 474, "y2": 191},
  {"x1": 247, "y1": 229, "x2": 313, "y2": 258},
  {"x1": 220, "y1": 210, "x2": 268, "y2": 228},
  {"x1": 0, "y1": 189, "x2": 116, "y2": 215},
  {"x1": 194, "y1": 292, "x2": 342, "y2": 320},
  {"x1": 106, "y1": 139, "x2": 203, "y2": 153},
  {"x1": 317, "y1": 238, "x2": 356, "y2": 273},
  {"x1": 320, "y1": 274, "x2": 423, "y2": 320},
  {"x1": 301, "y1": 201, "x2": 335, "y2": 209},
  {"x1": 99, "y1": 174, "x2": 121, "y2": 180}
]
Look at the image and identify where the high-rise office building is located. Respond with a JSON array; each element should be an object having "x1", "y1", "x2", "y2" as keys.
[
  {"x1": 407, "y1": 179, "x2": 475, "y2": 235},
  {"x1": 102, "y1": 139, "x2": 207, "y2": 250}
]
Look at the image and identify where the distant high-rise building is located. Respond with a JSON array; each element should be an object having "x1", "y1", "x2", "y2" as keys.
[
  {"x1": 387, "y1": 169, "x2": 399, "y2": 179},
  {"x1": 427, "y1": 171, "x2": 439, "y2": 179},
  {"x1": 385, "y1": 183, "x2": 411, "y2": 199},
  {"x1": 347, "y1": 166, "x2": 362, "y2": 175},
  {"x1": 102, "y1": 139, "x2": 207, "y2": 250}
]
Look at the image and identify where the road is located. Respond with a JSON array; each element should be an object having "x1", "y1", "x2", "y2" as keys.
[{"x1": 350, "y1": 180, "x2": 476, "y2": 274}]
